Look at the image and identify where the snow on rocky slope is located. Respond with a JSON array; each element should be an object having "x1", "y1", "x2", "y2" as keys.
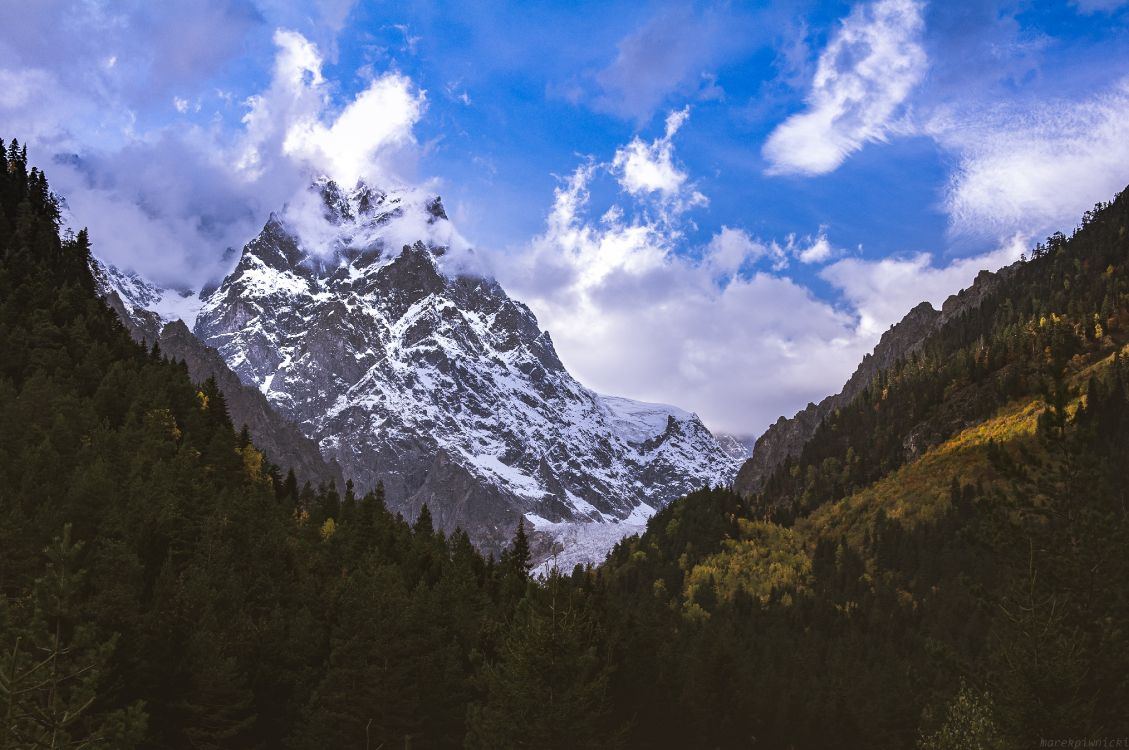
[
  {"x1": 101, "y1": 178, "x2": 740, "y2": 561},
  {"x1": 93, "y1": 260, "x2": 204, "y2": 333}
]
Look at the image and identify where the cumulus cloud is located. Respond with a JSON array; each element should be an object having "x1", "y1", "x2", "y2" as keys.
[
  {"x1": 50, "y1": 132, "x2": 266, "y2": 286},
  {"x1": 507, "y1": 171, "x2": 1024, "y2": 434},
  {"x1": 3, "y1": 18, "x2": 428, "y2": 289},
  {"x1": 0, "y1": 1, "x2": 1058, "y2": 438},
  {"x1": 762, "y1": 0, "x2": 926, "y2": 176},
  {"x1": 820, "y1": 234, "x2": 1026, "y2": 339},
  {"x1": 610, "y1": 107, "x2": 706, "y2": 220},
  {"x1": 238, "y1": 28, "x2": 425, "y2": 188},
  {"x1": 705, "y1": 227, "x2": 786, "y2": 276},
  {"x1": 502, "y1": 121, "x2": 1023, "y2": 436},
  {"x1": 500, "y1": 163, "x2": 859, "y2": 435},
  {"x1": 927, "y1": 79, "x2": 1129, "y2": 242},
  {"x1": 703, "y1": 227, "x2": 837, "y2": 276},
  {"x1": 797, "y1": 234, "x2": 834, "y2": 264}
]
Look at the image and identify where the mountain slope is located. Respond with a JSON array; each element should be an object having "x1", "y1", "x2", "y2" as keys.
[
  {"x1": 0, "y1": 143, "x2": 537, "y2": 749},
  {"x1": 93, "y1": 259, "x2": 344, "y2": 488},
  {"x1": 735, "y1": 266, "x2": 1015, "y2": 495}
]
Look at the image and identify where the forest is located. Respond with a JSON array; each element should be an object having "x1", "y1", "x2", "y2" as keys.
[{"x1": 1, "y1": 140, "x2": 1127, "y2": 748}]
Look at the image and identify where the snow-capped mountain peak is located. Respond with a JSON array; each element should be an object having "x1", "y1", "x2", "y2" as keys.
[
  {"x1": 268, "y1": 177, "x2": 479, "y2": 280},
  {"x1": 105, "y1": 178, "x2": 740, "y2": 561}
]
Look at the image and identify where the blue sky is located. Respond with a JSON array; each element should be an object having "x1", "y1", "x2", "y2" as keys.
[{"x1": 3, "y1": 0, "x2": 1129, "y2": 436}]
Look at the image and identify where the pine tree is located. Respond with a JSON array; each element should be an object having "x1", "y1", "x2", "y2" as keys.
[
  {"x1": 413, "y1": 503, "x2": 433, "y2": 537},
  {"x1": 503, "y1": 520, "x2": 531, "y2": 578},
  {"x1": 466, "y1": 572, "x2": 619, "y2": 749},
  {"x1": 0, "y1": 525, "x2": 147, "y2": 749}
]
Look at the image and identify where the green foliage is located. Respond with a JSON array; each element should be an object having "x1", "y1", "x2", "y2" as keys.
[
  {"x1": 0, "y1": 525, "x2": 146, "y2": 749},
  {"x1": 0, "y1": 140, "x2": 510, "y2": 748},
  {"x1": 466, "y1": 573, "x2": 621, "y2": 750}
]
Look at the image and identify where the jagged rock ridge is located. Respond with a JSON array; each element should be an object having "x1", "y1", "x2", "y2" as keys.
[{"x1": 734, "y1": 266, "x2": 1017, "y2": 496}]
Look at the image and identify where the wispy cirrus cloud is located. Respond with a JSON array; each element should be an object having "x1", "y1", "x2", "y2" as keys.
[
  {"x1": 762, "y1": 0, "x2": 926, "y2": 176},
  {"x1": 928, "y1": 79, "x2": 1129, "y2": 242},
  {"x1": 1070, "y1": 0, "x2": 1129, "y2": 13}
]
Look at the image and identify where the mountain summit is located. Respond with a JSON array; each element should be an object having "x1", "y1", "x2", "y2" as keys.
[{"x1": 107, "y1": 179, "x2": 738, "y2": 559}]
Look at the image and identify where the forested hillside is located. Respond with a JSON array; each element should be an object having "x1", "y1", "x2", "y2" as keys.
[{"x1": 2, "y1": 142, "x2": 1127, "y2": 749}]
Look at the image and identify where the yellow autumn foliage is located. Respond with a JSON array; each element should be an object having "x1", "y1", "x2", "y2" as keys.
[
  {"x1": 685, "y1": 520, "x2": 811, "y2": 609},
  {"x1": 240, "y1": 444, "x2": 268, "y2": 484}
]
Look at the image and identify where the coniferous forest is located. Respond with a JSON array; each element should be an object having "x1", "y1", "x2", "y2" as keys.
[{"x1": 2, "y1": 141, "x2": 1129, "y2": 749}]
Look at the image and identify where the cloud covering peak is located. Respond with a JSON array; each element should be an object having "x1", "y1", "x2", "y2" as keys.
[{"x1": 239, "y1": 29, "x2": 425, "y2": 188}]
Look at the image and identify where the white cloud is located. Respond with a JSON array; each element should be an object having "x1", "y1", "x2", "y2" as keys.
[
  {"x1": 703, "y1": 227, "x2": 839, "y2": 275},
  {"x1": 797, "y1": 234, "x2": 833, "y2": 264},
  {"x1": 762, "y1": 0, "x2": 926, "y2": 176},
  {"x1": 236, "y1": 29, "x2": 426, "y2": 189},
  {"x1": 499, "y1": 163, "x2": 861, "y2": 435},
  {"x1": 614, "y1": 108, "x2": 689, "y2": 196},
  {"x1": 610, "y1": 107, "x2": 707, "y2": 221},
  {"x1": 820, "y1": 234, "x2": 1026, "y2": 339},
  {"x1": 502, "y1": 126, "x2": 1024, "y2": 436},
  {"x1": 928, "y1": 79, "x2": 1129, "y2": 241},
  {"x1": 282, "y1": 70, "x2": 424, "y2": 187},
  {"x1": 705, "y1": 226, "x2": 785, "y2": 277},
  {"x1": 29, "y1": 27, "x2": 430, "y2": 290}
]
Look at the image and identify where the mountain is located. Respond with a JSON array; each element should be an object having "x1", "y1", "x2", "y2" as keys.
[
  {"x1": 734, "y1": 265, "x2": 1015, "y2": 495},
  {"x1": 713, "y1": 432, "x2": 756, "y2": 461},
  {"x1": 108, "y1": 179, "x2": 737, "y2": 556},
  {"x1": 92, "y1": 259, "x2": 344, "y2": 488}
]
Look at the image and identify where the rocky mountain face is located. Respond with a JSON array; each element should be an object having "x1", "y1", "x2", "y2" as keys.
[
  {"x1": 92, "y1": 260, "x2": 344, "y2": 489},
  {"x1": 105, "y1": 179, "x2": 738, "y2": 557},
  {"x1": 734, "y1": 265, "x2": 1017, "y2": 496}
]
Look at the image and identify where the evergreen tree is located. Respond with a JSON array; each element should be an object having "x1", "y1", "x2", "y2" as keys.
[
  {"x1": 0, "y1": 525, "x2": 147, "y2": 749},
  {"x1": 466, "y1": 573, "x2": 619, "y2": 750}
]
